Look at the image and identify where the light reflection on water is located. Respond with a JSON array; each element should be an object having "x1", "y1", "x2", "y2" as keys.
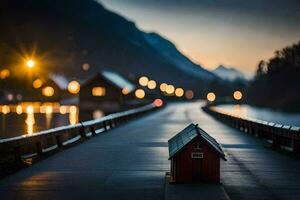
[
  {"x1": 0, "y1": 103, "x2": 80, "y2": 139},
  {"x1": 214, "y1": 104, "x2": 300, "y2": 127}
]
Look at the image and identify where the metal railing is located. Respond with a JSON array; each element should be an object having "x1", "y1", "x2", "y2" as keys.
[
  {"x1": 202, "y1": 106, "x2": 300, "y2": 154},
  {"x1": 0, "y1": 103, "x2": 160, "y2": 163}
]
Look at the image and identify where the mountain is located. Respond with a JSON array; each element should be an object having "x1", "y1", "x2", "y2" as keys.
[
  {"x1": 144, "y1": 33, "x2": 216, "y2": 81},
  {"x1": 212, "y1": 65, "x2": 247, "y2": 81},
  {"x1": 0, "y1": 0, "x2": 221, "y2": 97}
]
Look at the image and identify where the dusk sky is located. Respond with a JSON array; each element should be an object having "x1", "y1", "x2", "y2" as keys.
[{"x1": 99, "y1": 0, "x2": 300, "y2": 75}]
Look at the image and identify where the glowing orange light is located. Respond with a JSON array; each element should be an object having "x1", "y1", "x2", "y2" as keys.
[
  {"x1": 26, "y1": 59, "x2": 35, "y2": 68},
  {"x1": 68, "y1": 81, "x2": 80, "y2": 94},
  {"x1": 26, "y1": 105, "x2": 34, "y2": 114},
  {"x1": 122, "y1": 87, "x2": 130, "y2": 95},
  {"x1": 135, "y1": 89, "x2": 145, "y2": 99},
  {"x1": 207, "y1": 92, "x2": 216, "y2": 102},
  {"x1": 59, "y1": 106, "x2": 67, "y2": 114},
  {"x1": 42, "y1": 86, "x2": 55, "y2": 97},
  {"x1": 0, "y1": 69, "x2": 10, "y2": 79},
  {"x1": 233, "y1": 90, "x2": 243, "y2": 100},
  {"x1": 92, "y1": 87, "x2": 106, "y2": 96},
  {"x1": 160, "y1": 83, "x2": 167, "y2": 92},
  {"x1": 16, "y1": 105, "x2": 23, "y2": 115},
  {"x1": 139, "y1": 76, "x2": 149, "y2": 87},
  {"x1": 33, "y1": 79, "x2": 43, "y2": 89},
  {"x1": 147, "y1": 80, "x2": 157, "y2": 90},
  {"x1": 153, "y1": 99, "x2": 163, "y2": 107},
  {"x1": 185, "y1": 90, "x2": 194, "y2": 100},
  {"x1": 2, "y1": 105, "x2": 10, "y2": 114},
  {"x1": 175, "y1": 88, "x2": 184, "y2": 97},
  {"x1": 166, "y1": 85, "x2": 175, "y2": 95}
]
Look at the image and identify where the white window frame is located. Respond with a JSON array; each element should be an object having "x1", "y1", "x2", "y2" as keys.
[{"x1": 191, "y1": 152, "x2": 204, "y2": 159}]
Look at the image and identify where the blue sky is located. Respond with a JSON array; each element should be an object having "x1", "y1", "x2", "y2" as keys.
[{"x1": 99, "y1": 0, "x2": 300, "y2": 74}]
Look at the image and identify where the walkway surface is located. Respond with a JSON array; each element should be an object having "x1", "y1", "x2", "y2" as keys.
[{"x1": 0, "y1": 102, "x2": 300, "y2": 200}]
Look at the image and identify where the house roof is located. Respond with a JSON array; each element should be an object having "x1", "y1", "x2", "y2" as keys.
[
  {"x1": 168, "y1": 123, "x2": 226, "y2": 160},
  {"x1": 101, "y1": 71, "x2": 135, "y2": 93},
  {"x1": 81, "y1": 70, "x2": 136, "y2": 93}
]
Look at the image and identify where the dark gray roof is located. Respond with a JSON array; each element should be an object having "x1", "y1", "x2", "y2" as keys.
[
  {"x1": 168, "y1": 123, "x2": 226, "y2": 160},
  {"x1": 101, "y1": 71, "x2": 135, "y2": 92}
]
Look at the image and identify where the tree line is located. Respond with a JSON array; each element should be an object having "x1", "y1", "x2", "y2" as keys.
[{"x1": 247, "y1": 41, "x2": 300, "y2": 112}]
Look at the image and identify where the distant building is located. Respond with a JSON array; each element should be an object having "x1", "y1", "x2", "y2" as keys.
[
  {"x1": 168, "y1": 123, "x2": 226, "y2": 183},
  {"x1": 79, "y1": 71, "x2": 136, "y2": 112}
]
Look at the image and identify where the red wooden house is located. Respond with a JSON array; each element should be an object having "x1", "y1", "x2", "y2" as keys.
[{"x1": 168, "y1": 123, "x2": 226, "y2": 183}]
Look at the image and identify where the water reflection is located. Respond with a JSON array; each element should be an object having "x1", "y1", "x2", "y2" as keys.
[
  {"x1": 69, "y1": 106, "x2": 78, "y2": 125},
  {"x1": 214, "y1": 104, "x2": 300, "y2": 126},
  {"x1": 25, "y1": 106, "x2": 35, "y2": 135},
  {"x1": 0, "y1": 103, "x2": 80, "y2": 139}
]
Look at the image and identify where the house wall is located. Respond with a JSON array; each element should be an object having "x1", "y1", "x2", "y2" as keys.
[
  {"x1": 172, "y1": 137, "x2": 220, "y2": 183},
  {"x1": 79, "y1": 76, "x2": 122, "y2": 104}
]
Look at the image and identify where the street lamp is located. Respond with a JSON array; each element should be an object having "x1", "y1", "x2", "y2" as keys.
[{"x1": 26, "y1": 59, "x2": 35, "y2": 68}]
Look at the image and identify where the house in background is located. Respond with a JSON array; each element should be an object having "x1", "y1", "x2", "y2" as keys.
[
  {"x1": 79, "y1": 70, "x2": 137, "y2": 112},
  {"x1": 168, "y1": 123, "x2": 226, "y2": 183}
]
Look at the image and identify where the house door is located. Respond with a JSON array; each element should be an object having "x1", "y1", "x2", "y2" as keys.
[{"x1": 191, "y1": 152, "x2": 203, "y2": 182}]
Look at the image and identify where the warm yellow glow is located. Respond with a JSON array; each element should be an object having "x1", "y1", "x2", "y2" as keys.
[
  {"x1": 122, "y1": 87, "x2": 130, "y2": 95},
  {"x1": 147, "y1": 80, "x2": 157, "y2": 90},
  {"x1": 175, "y1": 88, "x2": 184, "y2": 97},
  {"x1": 233, "y1": 90, "x2": 243, "y2": 100},
  {"x1": 160, "y1": 83, "x2": 167, "y2": 92},
  {"x1": 26, "y1": 59, "x2": 35, "y2": 68},
  {"x1": 26, "y1": 105, "x2": 34, "y2": 114},
  {"x1": 135, "y1": 89, "x2": 145, "y2": 99},
  {"x1": 16, "y1": 105, "x2": 23, "y2": 115},
  {"x1": 25, "y1": 112, "x2": 35, "y2": 135},
  {"x1": 92, "y1": 87, "x2": 106, "y2": 96},
  {"x1": 45, "y1": 106, "x2": 53, "y2": 114},
  {"x1": 0, "y1": 69, "x2": 10, "y2": 79},
  {"x1": 139, "y1": 76, "x2": 149, "y2": 87},
  {"x1": 2, "y1": 105, "x2": 10, "y2": 114},
  {"x1": 59, "y1": 106, "x2": 67, "y2": 114},
  {"x1": 42, "y1": 86, "x2": 55, "y2": 97},
  {"x1": 185, "y1": 90, "x2": 194, "y2": 100},
  {"x1": 207, "y1": 92, "x2": 216, "y2": 102},
  {"x1": 166, "y1": 85, "x2": 175, "y2": 95},
  {"x1": 33, "y1": 79, "x2": 43, "y2": 89},
  {"x1": 68, "y1": 81, "x2": 80, "y2": 94},
  {"x1": 69, "y1": 106, "x2": 78, "y2": 125}
]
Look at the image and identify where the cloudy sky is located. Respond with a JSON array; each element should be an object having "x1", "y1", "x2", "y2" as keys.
[{"x1": 99, "y1": 0, "x2": 300, "y2": 74}]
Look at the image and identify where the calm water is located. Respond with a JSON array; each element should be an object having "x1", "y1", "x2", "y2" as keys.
[
  {"x1": 213, "y1": 104, "x2": 300, "y2": 127},
  {"x1": 0, "y1": 103, "x2": 105, "y2": 139}
]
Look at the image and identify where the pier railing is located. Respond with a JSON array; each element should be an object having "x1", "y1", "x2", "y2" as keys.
[
  {"x1": 202, "y1": 106, "x2": 300, "y2": 154},
  {"x1": 0, "y1": 102, "x2": 161, "y2": 163}
]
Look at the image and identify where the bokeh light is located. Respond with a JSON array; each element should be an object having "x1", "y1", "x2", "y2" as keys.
[
  {"x1": 68, "y1": 81, "x2": 80, "y2": 94},
  {"x1": 0, "y1": 69, "x2": 10, "y2": 79},
  {"x1": 166, "y1": 85, "x2": 175, "y2": 95},
  {"x1": 42, "y1": 86, "x2": 55, "y2": 97},
  {"x1": 207, "y1": 92, "x2": 216, "y2": 102},
  {"x1": 160, "y1": 83, "x2": 167, "y2": 92},
  {"x1": 233, "y1": 90, "x2": 243, "y2": 100},
  {"x1": 139, "y1": 76, "x2": 149, "y2": 87},
  {"x1": 33, "y1": 79, "x2": 43, "y2": 89},
  {"x1": 147, "y1": 80, "x2": 157, "y2": 90},
  {"x1": 135, "y1": 89, "x2": 145, "y2": 99},
  {"x1": 175, "y1": 88, "x2": 184, "y2": 97}
]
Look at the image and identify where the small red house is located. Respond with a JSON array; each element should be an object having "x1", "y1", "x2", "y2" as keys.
[{"x1": 168, "y1": 123, "x2": 226, "y2": 183}]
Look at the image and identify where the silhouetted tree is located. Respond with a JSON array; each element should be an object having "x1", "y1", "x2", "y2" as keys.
[{"x1": 247, "y1": 41, "x2": 300, "y2": 112}]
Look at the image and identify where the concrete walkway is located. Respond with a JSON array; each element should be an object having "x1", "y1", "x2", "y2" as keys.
[{"x1": 0, "y1": 102, "x2": 300, "y2": 200}]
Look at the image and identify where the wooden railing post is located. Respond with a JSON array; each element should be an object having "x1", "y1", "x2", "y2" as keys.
[{"x1": 36, "y1": 141, "x2": 43, "y2": 156}]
